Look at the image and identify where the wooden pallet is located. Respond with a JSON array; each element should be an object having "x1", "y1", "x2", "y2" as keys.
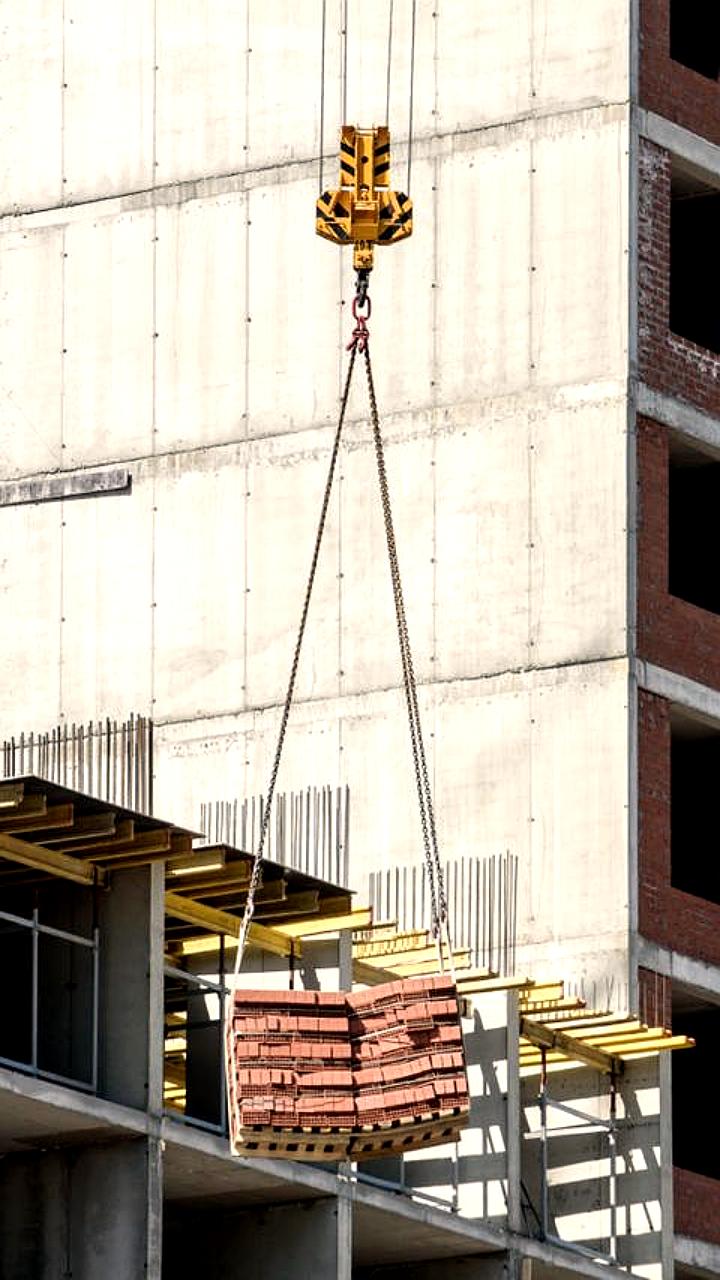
[{"x1": 231, "y1": 1105, "x2": 468, "y2": 1162}]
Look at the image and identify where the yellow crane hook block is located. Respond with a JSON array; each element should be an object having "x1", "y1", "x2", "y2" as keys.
[{"x1": 316, "y1": 126, "x2": 412, "y2": 274}]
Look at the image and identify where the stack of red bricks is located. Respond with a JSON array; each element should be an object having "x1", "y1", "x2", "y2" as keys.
[
  {"x1": 349, "y1": 977, "x2": 468, "y2": 1126},
  {"x1": 232, "y1": 989, "x2": 354, "y2": 1130},
  {"x1": 229, "y1": 975, "x2": 468, "y2": 1152}
]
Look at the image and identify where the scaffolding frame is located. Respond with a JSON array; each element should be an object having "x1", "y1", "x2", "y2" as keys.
[{"x1": 523, "y1": 1046, "x2": 619, "y2": 1263}]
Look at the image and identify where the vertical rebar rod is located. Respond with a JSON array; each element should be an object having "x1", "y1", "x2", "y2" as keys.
[{"x1": 319, "y1": 0, "x2": 327, "y2": 194}]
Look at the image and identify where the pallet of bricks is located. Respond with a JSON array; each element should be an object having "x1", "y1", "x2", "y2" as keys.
[{"x1": 229, "y1": 975, "x2": 469, "y2": 1160}]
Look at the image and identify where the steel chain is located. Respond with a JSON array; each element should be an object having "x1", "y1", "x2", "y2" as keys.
[
  {"x1": 232, "y1": 344, "x2": 359, "y2": 977},
  {"x1": 362, "y1": 346, "x2": 447, "y2": 935},
  {"x1": 233, "y1": 282, "x2": 446, "y2": 981}
]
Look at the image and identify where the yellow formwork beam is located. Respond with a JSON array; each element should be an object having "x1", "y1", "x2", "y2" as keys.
[
  {"x1": 355, "y1": 945, "x2": 471, "y2": 970},
  {"x1": 521, "y1": 1017, "x2": 618, "y2": 1074},
  {"x1": 164, "y1": 891, "x2": 298, "y2": 959},
  {"x1": 275, "y1": 908, "x2": 372, "y2": 938},
  {"x1": 0, "y1": 830, "x2": 106, "y2": 887}
]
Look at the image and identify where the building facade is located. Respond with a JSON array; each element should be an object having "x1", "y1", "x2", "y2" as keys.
[{"x1": 0, "y1": 0, "x2": 717, "y2": 1274}]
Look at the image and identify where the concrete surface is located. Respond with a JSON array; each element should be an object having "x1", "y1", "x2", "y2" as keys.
[{"x1": 0, "y1": 0, "x2": 633, "y2": 1002}]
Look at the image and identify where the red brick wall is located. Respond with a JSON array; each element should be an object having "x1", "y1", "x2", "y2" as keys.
[
  {"x1": 675, "y1": 1166, "x2": 720, "y2": 1244},
  {"x1": 637, "y1": 415, "x2": 720, "y2": 689},
  {"x1": 638, "y1": 139, "x2": 720, "y2": 418},
  {"x1": 640, "y1": 0, "x2": 720, "y2": 147},
  {"x1": 638, "y1": 965, "x2": 671, "y2": 1029},
  {"x1": 638, "y1": 689, "x2": 720, "y2": 964}
]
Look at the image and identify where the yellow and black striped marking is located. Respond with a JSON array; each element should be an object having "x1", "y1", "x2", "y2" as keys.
[{"x1": 316, "y1": 126, "x2": 413, "y2": 270}]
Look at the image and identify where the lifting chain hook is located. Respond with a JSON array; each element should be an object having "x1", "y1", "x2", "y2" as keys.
[{"x1": 347, "y1": 273, "x2": 371, "y2": 353}]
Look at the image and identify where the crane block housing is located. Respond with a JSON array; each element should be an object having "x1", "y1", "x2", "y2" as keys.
[{"x1": 316, "y1": 125, "x2": 413, "y2": 272}]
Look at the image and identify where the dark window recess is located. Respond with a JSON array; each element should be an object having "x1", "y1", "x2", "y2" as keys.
[
  {"x1": 672, "y1": 1002, "x2": 720, "y2": 1180},
  {"x1": 671, "y1": 732, "x2": 720, "y2": 902},
  {"x1": 671, "y1": 189, "x2": 720, "y2": 354},
  {"x1": 670, "y1": 2, "x2": 720, "y2": 79},
  {"x1": 669, "y1": 454, "x2": 720, "y2": 614}
]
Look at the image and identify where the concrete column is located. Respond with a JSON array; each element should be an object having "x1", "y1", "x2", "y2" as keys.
[
  {"x1": 164, "y1": 1196, "x2": 353, "y2": 1279},
  {"x1": 94, "y1": 862, "x2": 165, "y2": 1279},
  {"x1": 0, "y1": 1138, "x2": 161, "y2": 1280},
  {"x1": 98, "y1": 862, "x2": 165, "y2": 1112}
]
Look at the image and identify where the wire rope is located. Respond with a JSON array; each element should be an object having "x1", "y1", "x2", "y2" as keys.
[
  {"x1": 385, "y1": 0, "x2": 395, "y2": 126},
  {"x1": 407, "y1": 0, "x2": 417, "y2": 193},
  {"x1": 342, "y1": 0, "x2": 349, "y2": 123},
  {"x1": 319, "y1": 0, "x2": 327, "y2": 194}
]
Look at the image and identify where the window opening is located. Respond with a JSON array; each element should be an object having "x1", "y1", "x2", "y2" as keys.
[
  {"x1": 670, "y1": 179, "x2": 720, "y2": 355},
  {"x1": 668, "y1": 445, "x2": 720, "y2": 615},
  {"x1": 164, "y1": 962, "x2": 227, "y2": 1134},
  {"x1": 670, "y1": 2, "x2": 720, "y2": 80},
  {"x1": 672, "y1": 986, "x2": 720, "y2": 1180},
  {"x1": 671, "y1": 718, "x2": 720, "y2": 903}
]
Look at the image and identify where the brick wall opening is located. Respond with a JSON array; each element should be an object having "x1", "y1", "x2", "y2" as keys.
[
  {"x1": 670, "y1": 172, "x2": 720, "y2": 354},
  {"x1": 670, "y1": 1, "x2": 720, "y2": 80},
  {"x1": 669, "y1": 440, "x2": 720, "y2": 614},
  {"x1": 671, "y1": 713, "x2": 720, "y2": 902},
  {"x1": 672, "y1": 983, "x2": 720, "y2": 1180}
]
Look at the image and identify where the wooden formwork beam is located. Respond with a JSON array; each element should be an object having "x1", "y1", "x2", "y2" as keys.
[
  {"x1": 165, "y1": 891, "x2": 299, "y2": 959},
  {"x1": 0, "y1": 830, "x2": 106, "y2": 887}
]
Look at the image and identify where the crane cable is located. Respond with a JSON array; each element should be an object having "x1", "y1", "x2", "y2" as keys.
[
  {"x1": 319, "y1": 1, "x2": 416, "y2": 196},
  {"x1": 230, "y1": 285, "x2": 450, "y2": 992}
]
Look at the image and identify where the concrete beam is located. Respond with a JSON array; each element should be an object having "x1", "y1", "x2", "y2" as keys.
[
  {"x1": 635, "y1": 661, "x2": 720, "y2": 729},
  {"x1": 0, "y1": 468, "x2": 130, "y2": 507},
  {"x1": 636, "y1": 384, "x2": 720, "y2": 457},
  {"x1": 636, "y1": 107, "x2": 720, "y2": 184},
  {"x1": 675, "y1": 1233, "x2": 720, "y2": 1279}
]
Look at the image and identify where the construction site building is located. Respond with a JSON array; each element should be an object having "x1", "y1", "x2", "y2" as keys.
[{"x1": 0, "y1": 0, "x2": 718, "y2": 1275}]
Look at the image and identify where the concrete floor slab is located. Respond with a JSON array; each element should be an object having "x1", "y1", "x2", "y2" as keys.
[{"x1": 0, "y1": 1066, "x2": 147, "y2": 1153}]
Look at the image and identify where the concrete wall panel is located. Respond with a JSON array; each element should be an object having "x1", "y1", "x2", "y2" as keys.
[
  {"x1": 530, "y1": 395, "x2": 627, "y2": 667},
  {"x1": 245, "y1": 432, "x2": 338, "y2": 708},
  {"x1": 63, "y1": 0, "x2": 154, "y2": 202},
  {"x1": 155, "y1": 0, "x2": 247, "y2": 185},
  {"x1": 435, "y1": 411, "x2": 530, "y2": 681},
  {"x1": 59, "y1": 484, "x2": 153, "y2": 723},
  {"x1": 153, "y1": 716, "x2": 248, "y2": 833},
  {"x1": 533, "y1": 0, "x2": 629, "y2": 110},
  {"x1": 63, "y1": 211, "x2": 154, "y2": 466},
  {"x1": 433, "y1": 682, "x2": 531, "y2": 875},
  {"x1": 247, "y1": 176, "x2": 339, "y2": 440},
  {"x1": 437, "y1": 143, "x2": 531, "y2": 406},
  {"x1": 248, "y1": 0, "x2": 341, "y2": 169},
  {"x1": 353, "y1": 156, "x2": 435, "y2": 418},
  {"x1": 343, "y1": 0, "x2": 435, "y2": 144},
  {"x1": 0, "y1": 505, "x2": 61, "y2": 730},
  {"x1": 153, "y1": 452, "x2": 246, "y2": 722},
  {"x1": 437, "y1": 2, "x2": 531, "y2": 133},
  {"x1": 155, "y1": 193, "x2": 248, "y2": 452},
  {"x1": 0, "y1": 1, "x2": 63, "y2": 214},
  {"x1": 529, "y1": 661, "x2": 628, "y2": 952},
  {"x1": 339, "y1": 430, "x2": 434, "y2": 694},
  {"x1": 532, "y1": 117, "x2": 628, "y2": 386},
  {"x1": 153, "y1": 700, "x2": 342, "y2": 835},
  {"x1": 339, "y1": 691, "x2": 432, "y2": 886},
  {"x1": 0, "y1": 228, "x2": 63, "y2": 479}
]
